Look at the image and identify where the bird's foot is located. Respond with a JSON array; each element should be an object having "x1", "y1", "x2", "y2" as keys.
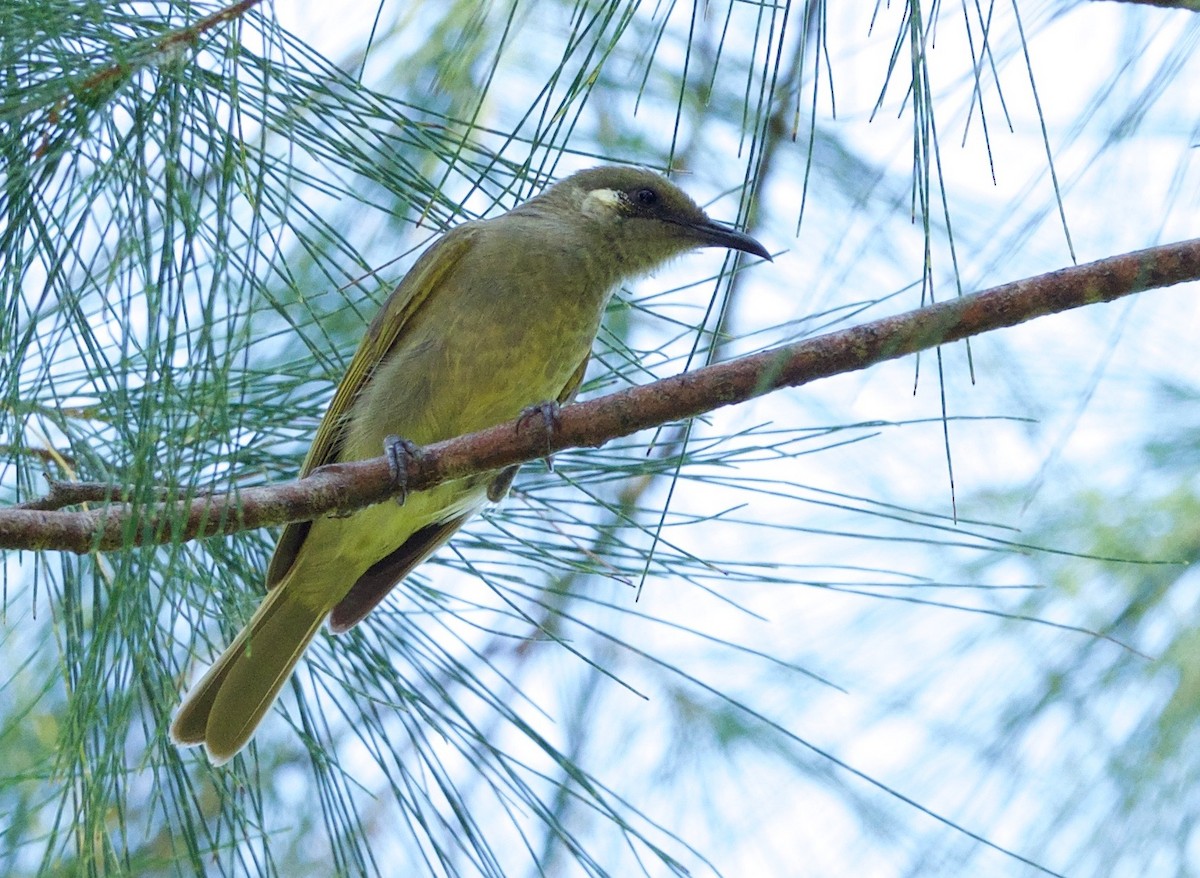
[
  {"x1": 384, "y1": 435, "x2": 421, "y2": 505},
  {"x1": 517, "y1": 400, "x2": 561, "y2": 470}
]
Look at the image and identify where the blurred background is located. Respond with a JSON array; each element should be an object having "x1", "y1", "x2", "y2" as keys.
[{"x1": 1, "y1": 1, "x2": 1198, "y2": 876}]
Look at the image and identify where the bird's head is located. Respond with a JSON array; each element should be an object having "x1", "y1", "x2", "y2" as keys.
[{"x1": 529, "y1": 166, "x2": 770, "y2": 277}]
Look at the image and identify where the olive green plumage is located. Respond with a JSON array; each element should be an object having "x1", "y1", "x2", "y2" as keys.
[{"x1": 170, "y1": 166, "x2": 769, "y2": 764}]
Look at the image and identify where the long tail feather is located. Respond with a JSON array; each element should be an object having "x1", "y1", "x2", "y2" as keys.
[{"x1": 171, "y1": 579, "x2": 326, "y2": 764}]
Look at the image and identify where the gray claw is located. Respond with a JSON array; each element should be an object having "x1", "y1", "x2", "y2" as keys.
[
  {"x1": 517, "y1": 401, "x2": 561, "y2": 470},
  {"x1": 384, "y1": 435, "x2": 420, "y2": 505}
]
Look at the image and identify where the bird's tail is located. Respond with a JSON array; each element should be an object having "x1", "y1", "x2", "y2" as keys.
[{"x1": 170, "y1": 577, "x2": 326, "y2": 764}]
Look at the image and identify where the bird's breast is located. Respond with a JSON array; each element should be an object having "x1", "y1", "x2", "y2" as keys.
[{"x1": 343, "y1": 234, "x2": 612, "y2": 459}]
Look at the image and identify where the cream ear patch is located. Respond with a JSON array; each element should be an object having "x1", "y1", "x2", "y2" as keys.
[{"x1": 581, "y1": 188, "x2": 623, "y2": 219}]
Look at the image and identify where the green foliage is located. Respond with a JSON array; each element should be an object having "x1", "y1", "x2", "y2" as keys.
[{"x1": 2, "y1": 1, "x2": 1198, "y2": 877}]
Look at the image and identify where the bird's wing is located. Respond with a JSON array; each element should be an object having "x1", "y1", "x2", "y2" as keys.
[
  {"x1": 327, "y1": 513, "x2": 470, "y2": 633},
  {"x1": 300, "y1": 223, "x2": 479, "y2": 477},
  {"x1": 264, "y1": 224, "x2": 480, "y2": 590},
  {"x1": 558, "y1": 353, "x2": 590, "y2": 405}
]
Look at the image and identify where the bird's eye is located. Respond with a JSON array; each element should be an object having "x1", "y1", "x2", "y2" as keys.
[{"x1": 634, "y1": 188, "x2": 658, "y2": 206}]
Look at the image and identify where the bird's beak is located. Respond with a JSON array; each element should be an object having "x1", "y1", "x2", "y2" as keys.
[{"x1": 688, "y1": 219, "x2": 772, "y2": 262}]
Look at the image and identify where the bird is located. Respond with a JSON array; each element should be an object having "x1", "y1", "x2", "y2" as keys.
[{"x1": 170, "y1": 165, "x2": 770, "y2": 764}]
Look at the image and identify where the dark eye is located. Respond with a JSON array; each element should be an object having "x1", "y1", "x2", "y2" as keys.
[{"x1": 634, "y1": 188, "x2": 658, "y2": 206}]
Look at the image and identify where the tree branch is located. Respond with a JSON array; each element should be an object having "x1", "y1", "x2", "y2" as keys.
[
  {"x1": 1093, "y1": 0, "x2": 1199, "y2": 10},
  {"x1": 3, "y1": 237, "x2": 1198, "y2": 555}
]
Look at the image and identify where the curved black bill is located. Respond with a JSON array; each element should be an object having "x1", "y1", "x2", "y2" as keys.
[{"x1": 690, "y1": 220, "x2": 772, "y2": 262}]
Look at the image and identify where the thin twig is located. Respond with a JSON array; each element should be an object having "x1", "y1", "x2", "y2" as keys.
[{"x1": 33, "y1": 0, "x2": 266, "y2": 157}]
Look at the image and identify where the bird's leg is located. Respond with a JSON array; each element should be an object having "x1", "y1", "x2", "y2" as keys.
[
  {"x1": 517, "y1": 400, "x2": 561, "y2": 471},
  {"x1": 486, "y1": 466, "x2": 520, "y2": 502},
  {"x1": 383, "y1": 435, "x2": 421, "y2": 505}
]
